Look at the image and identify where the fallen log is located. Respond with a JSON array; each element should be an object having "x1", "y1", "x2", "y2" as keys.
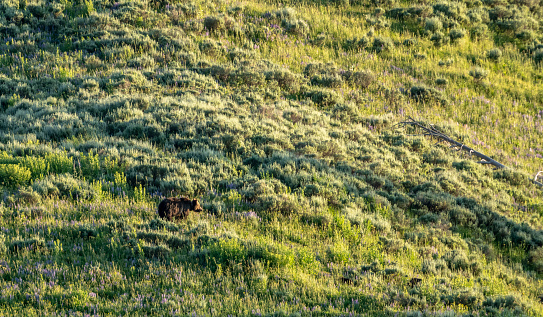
[{"x1": 398, "y1": 117, "x2": 542, "y2": 188}]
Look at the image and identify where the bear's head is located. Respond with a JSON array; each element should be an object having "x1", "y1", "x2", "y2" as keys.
[{"x1": 192, "y1": 199, "x2": 203, "y2": 212}]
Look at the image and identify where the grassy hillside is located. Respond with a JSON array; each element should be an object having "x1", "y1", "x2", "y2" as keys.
[{"x1": 0, "y1": 0, "x2": 543, "y2": 315}]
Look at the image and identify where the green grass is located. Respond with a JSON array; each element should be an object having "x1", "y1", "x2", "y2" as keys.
[{"x1": 0, "y1": 0, "x2": 543, "y2": 315}]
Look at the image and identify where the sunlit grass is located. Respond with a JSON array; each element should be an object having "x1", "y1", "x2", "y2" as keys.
[{"x1": 1, "y1": 0, "x2": 543, "y2": 315}]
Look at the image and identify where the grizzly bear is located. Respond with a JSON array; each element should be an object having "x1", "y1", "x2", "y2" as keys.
[{"x1": 158, "y1": 197, "x2": 203, "y2": 221}]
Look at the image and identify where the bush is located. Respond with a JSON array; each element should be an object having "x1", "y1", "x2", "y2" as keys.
[
  {"x1": 273, "y1": 7, "x2": 298, "y2": 20},
  {"x1": 344, "y1": 209, "x2": 391, "y2": 232},
  {"x1": 414, "y1": 191, "x2": 455, "y2": 213},
  {"x1": 228, "y1": 48, "x2": 255, "y2": 63},
  {"x1": 256, "y1": 193, "x2": 306, "y2": 216},
  {"x1": 230, "y1": 68, "x2": 266, "y2": 87},
  {"x1": 430, "y1": 32, "x2": 449, "y2": 47},
  {"x1": 493, "y1": 169, "x2": 527, "y2": 186},
  {"x1": 403, "y1": 38, "x2": 417, "y2": 46},
  {"x1": 273, "y1": 9, "x2": 309, "y2": 36},
  {"x1": 366, "y1": 17, "x2": 390, "y2": 30},
  {"x1": 306, "y1": 88, "x2": 343, "y2": 107},
  {"x1": 0, "y1": 233, "x2": 6, "y2": 255},
  {"x1": 425, "y1": 17, "x2": 442, "y2": 32},
  {"x1": 534, "y1": 49, "x2": 543, "y2": 65},
  {"x1": 78, "y1": 224, "x2": 98, "y2": 239},
  {"x1": 483, "y1": 295, "x2": 522, "y2": 311},
  {"x1": 310, "y1": 74, "x2": 343, "y2": 88},
  {"x1": 467, "y1": 9, "x2": 483, "y2": 23},
  {"x1": 81, "y1": 78, "x2": 100, "y2": 92},
  {"x1": 487, "y1": 48, "x2": 502, "y2": 61},
  {"x1": 140, "y1": 219, "x2": 178, "y2": 233},
  {"x1": 409, "y1": 85, "x2": 447, "y2": 105},
  {"x1": 241, "y1": 179, "x2": 286, "y2": 202},
  {"x1": 422, "y1": 148, "x2": 450, "y2": 165},
  {"x1": 496, "y1": 19, "x2": 525, "y2": 33},
  {"x1": 301, "y1": 213, "x2": 332, "y2": 227},
  {"x1": 470, "y1": 23, "x2": 488, "y2": 40},
  {"x1": 372, "y1": 37, "x2": 394, "y2": 52},
  {"x1": 283, "y1": 19, "x2": 309, "y2": 36},
  {"x1": 414, "y1": 53, "x2": 426, "y2": 60},
  {"x1": 442, "y1": 249, "x2": 474, "y2": 271},
  {"x1": 128, "y1": 160, "x2": 196, "y2": 194},
  {"x1": 32, "y1": 174, "x2": 99, "y2": 200},
  {"x1": 303, "y1": 62, "x2": 339, "y2": 78},
  {"x1": 9, "y1": 237, "x2": 45, "y2": 253},
  {"x1": 452, "y1": 160, "x2": 478, "y2": 172},
  {"x1": 265, "y1": 69, "x2": 305, "y2": 94},
  {"x1": 327, "y1": 242, "x2": 350, "y2": 264},
  {"x1": 421, "y1": 258, "x2": 447, "y2": 274},
  {"x1": 449, "y1": 28, "x2": 465, "y2": 42},
  {"x1": 385, "y1": 8, "x2": 405, "y2": 20},
  {"x1": 515, "y1": 30, "x2": 534, "y2": 42},
  {"x1": 450, "y1": 206, "x2": 477, "y2": 228},
  {"x1": 529, "y1": 246, "x2": 543, "y2": 273},
  {"x1": 435, "y1": 78, "x2": 447, "y2": 86},
  {"x1": 128, "y1": 56, "x2": 155, "y2": 69},
  {"x1": 200, "y1": 39, "x2": 225, "y2": 57},
  {"x1": 15, "y1": 188, "x2": 41, "y2": 205},
  {"x1": 441, "y1": 289, "x2": 484, "y2": 307},
  {"x1": 343, "y1": 70, "x2": 375, "y2": 89},
  {"x1": 343, "y1": 37, "x2": 370, "y2": 51},
  {"x1": 204, "y1": 16, "x2": 224, "y2": 32},
  {"x1": 0, "y1": 164, "x2": 32, "y2": 188},
  {"x1": 438, "y1": 59, "x2": 453, "y2": 67},
  {"x1": 469, "y1": 67, "x2": 488, "y2": 81},
  {"x1": 143, "y1": 245, "x2": 171, "y2": 258},
  {"x1": 170, "y1": 70, "x2": 219, "y2": 91},
  {"x1": 433, "y1": 2, "x2": 466, "y2": 20},
  {"x1": 380, "y1": 236, "x2": 406, "y2": 253}
]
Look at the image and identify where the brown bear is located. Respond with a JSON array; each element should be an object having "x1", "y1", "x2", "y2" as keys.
[{"x1": 157, "y1": 197, "x2": 203, "y2": 221}]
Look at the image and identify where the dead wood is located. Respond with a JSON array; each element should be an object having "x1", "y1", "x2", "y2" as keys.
[{"x1": 398, "y1": 117, "x2": 542, "y2": 188}]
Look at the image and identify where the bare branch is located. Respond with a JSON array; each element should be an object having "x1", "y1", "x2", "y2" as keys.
[
  {"x1": 400, "y1": 117, "x2": 506, "y2": 169},
  {"x1": 399, "y1": 117, "x2": 542, "y2": 188}
]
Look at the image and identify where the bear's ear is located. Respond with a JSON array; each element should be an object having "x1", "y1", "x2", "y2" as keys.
[{"x1": 192, "y1": 199, "x2": 198, "y2": 207}]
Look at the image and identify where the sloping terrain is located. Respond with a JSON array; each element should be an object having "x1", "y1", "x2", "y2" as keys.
[{"x1": 0, "y1": 0, "x2": 542, "y2": 315}]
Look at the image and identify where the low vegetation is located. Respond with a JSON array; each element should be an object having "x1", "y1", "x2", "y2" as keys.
[{"x1": 0, "y1": 0, "x2": 542, "y2": 315}]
